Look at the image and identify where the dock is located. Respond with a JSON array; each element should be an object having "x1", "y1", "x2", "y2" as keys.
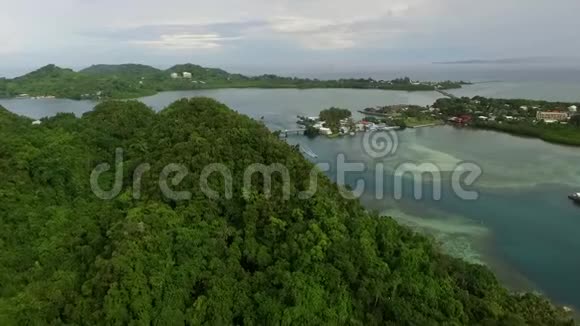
[{"x1": 278, "y1": 129, "x2": 305, "y2": 137}]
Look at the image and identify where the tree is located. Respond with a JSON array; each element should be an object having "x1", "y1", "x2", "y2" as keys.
[
  {"x1": 570, "y1": 114, "x2": 580, "y2": 128},
  {"x1": 0, "y1": 99, "x2": 574, "y2": 325}
]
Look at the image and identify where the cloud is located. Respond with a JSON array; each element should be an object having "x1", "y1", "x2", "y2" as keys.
[
  {"x1": 96, "y1": 21, "x2": 264, "y2": 51},
  {"x1": 129, "y1": 33, "x2": 241, "y2": 50},
  {"x1": 2, "y1": 0, "x2": 580, "y2": 69},
  {"x1": 264, "y1": 14, "x2": 412, "y2": 50}
]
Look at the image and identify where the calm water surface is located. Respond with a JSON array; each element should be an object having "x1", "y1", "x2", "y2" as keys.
[{"x1": 2, "y1": 86, "x2": 580, "y2": 308}]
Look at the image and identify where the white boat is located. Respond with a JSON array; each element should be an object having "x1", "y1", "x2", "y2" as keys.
[{"x1": 568, "y1": 192, "x2": 580, "y2": 203}]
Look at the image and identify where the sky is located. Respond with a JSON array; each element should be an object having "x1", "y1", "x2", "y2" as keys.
[{"x1": 1, "y1": 0, "x2": 579, "y2": 76}]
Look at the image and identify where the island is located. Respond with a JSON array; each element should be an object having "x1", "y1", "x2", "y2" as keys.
[
  {"x1": 0, "y1": 64, "x2": 470, "y2": 100},
  {"x1": 293, "y1": 104, "x2": 444, "y2": 139},
  {"x1": 360, "y1": 104, "x2": 443, "y2": 128},
  {"x1": 297, "y1": 107, "x2": 404, "y2": 138}
]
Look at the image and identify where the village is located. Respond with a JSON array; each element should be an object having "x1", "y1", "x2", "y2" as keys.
[
  {"x1": 436, "y1": 97, "x2": 579, "y2": 125},
  {"x1": 295, "y1": 105, "x2": 439, "y2": 138},
  {"x1": 287, "y1": 96, "x2": 580, "y2": 144}
]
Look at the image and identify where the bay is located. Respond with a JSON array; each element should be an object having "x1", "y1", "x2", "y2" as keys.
[{"x1": 2, "y1": 86, "x2": 579, "y2": 309}]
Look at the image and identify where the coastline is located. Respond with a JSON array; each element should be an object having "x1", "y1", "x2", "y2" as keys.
[
  {"x1": 469, "y1": 123, "x2": 580, "y2": 147},
  {"x1": 0, "y1": 84, "x2": 460, "y2": 101}
]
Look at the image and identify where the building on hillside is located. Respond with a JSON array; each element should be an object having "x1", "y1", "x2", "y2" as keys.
[
  {"x1": 32, "y1": 120, "x2": 42, "y2": 125},
  {"x1": 170, "y1": 72, "x2": 179, "y2": 79},
  {"x1": 536, "y1": 111, "x2": 568, "y2": 122},
  {"x1": 568, "y1": 105, "x2": 577, "y2": 112},
  {"x1": 182, "y1": 72, "x2": 192, "y2": 78}
]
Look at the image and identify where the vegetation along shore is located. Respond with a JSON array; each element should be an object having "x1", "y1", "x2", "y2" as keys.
[
  {"x1": 436, "y1": 96, "x2": 580, "y2": 146},
  {"x1": 0, "y1": 63, "x2": 469, "y2": 100},
  {"x1": 298, "y1": 97, "x2": 579, "y2": 147}
]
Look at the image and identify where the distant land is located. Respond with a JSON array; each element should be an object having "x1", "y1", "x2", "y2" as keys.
[
  {"x1": 0, "y1": 63, "x2": 469, "y2": 100},
  {"x1": 433, "y1": 56, "x2": 557, "y2": 65}
]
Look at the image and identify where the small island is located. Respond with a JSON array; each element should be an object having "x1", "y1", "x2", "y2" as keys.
[
  {"x1": 0, "y1": 64, "x2": 470, "y2": 100},
  {"x1": 297, "y1": 107, "x2": 406, "y2": 139},
  {"x1": 360, "y1": 104, "x2": 443, "y2": 128}
]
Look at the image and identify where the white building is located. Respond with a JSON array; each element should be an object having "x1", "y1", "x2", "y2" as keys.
[
  {"x1": 182, "y1": 72, "x2": 192, "y2": 78},
  {"x1": 536, "y1": 111, "x2": 568, "y2": 122},
  {"x1": 319, "y1": 127, "x2": 332, "y2": 135},
  {"x1": 170, "y1": 72, "x2": 179, "y2": 79},
  {"x1": 32, "y1": 120, "x2": 42, "y2": 125},
  {"x1": 313, "y1": 122, "x2": 324, "y2": 129},
  {"x1": 569, "y1": 105, "x2": 577, "y2": 112}
]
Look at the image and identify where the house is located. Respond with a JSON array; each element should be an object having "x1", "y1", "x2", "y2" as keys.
[
  {"x1": 569, "y1": 105, "x2": 578, "y2": 112},
  {"x1": 170, "y1": 72, "x2": 179, "y2": 79},
  {"x1": 319, "y1": 127, "x2": 332, "y2": 135},
  {"x1": 520, "y1": 106, "x2": 528, "y2": 111},
  {"x1": 536, "y1": 111, "x2": 568, "y2": 122},
  {"x1": 449, "y1": 115, "x2": 472, "y2": 124},
  {"x1": 32, "y1": 120, "x2": 42, "y2": 125},
  {"x1": 459, "y1": 115, "x2": 472, "y2": 123},
  {"x1": 182, "y1": 72, "x2": 192, "y2": 78},
  {"x1": 478, "y1": 116, "x2": 489, "y2": 121}
]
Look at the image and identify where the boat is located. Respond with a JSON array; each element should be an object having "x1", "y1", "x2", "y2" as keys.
[
  {"x1": 568, "y1": 192, "x2": 580, "y2": 203},
  {"x1": 299, "y1": 144, "x2": 318, "y2": 159}
]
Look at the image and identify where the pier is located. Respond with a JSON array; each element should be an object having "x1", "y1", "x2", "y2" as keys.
[
  {"x1": 279, "y1": 129, "x2": 305, "y2": 137},
  {"x1": 435, "y1": 89, "x2": 457, "y2": 99}
]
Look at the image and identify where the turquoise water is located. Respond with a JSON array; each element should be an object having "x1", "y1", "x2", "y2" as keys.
[
  {"x1": 2, "y1": 86, "x2": 580, "y2": 308},
  {"x1": 286, "y1": 128, "x2": 580, "y2": 308}
]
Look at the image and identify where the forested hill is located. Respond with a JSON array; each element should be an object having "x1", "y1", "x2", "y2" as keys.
[
  {"x1": 0, "y1": 99, "x2": 574, "y2": 325},
  {"x1": 0, "y1": 63, "x2": 468, "y2": 100},
  {"x1": 80, "y1": 64, "x2": 164, "y2": 77}
]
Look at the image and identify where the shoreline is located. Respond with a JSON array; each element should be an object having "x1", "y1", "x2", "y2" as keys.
[
  {"x1": 0, "y1": 85, "x2": 460, "y2": 102},
  {"x1": 468, "y1": 124, "x2": 580, "y2": 147}
]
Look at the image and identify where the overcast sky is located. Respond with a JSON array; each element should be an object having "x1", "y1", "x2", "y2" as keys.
[{"x1": 1, "y1": 0, "x2": 579, "y2": 75}]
